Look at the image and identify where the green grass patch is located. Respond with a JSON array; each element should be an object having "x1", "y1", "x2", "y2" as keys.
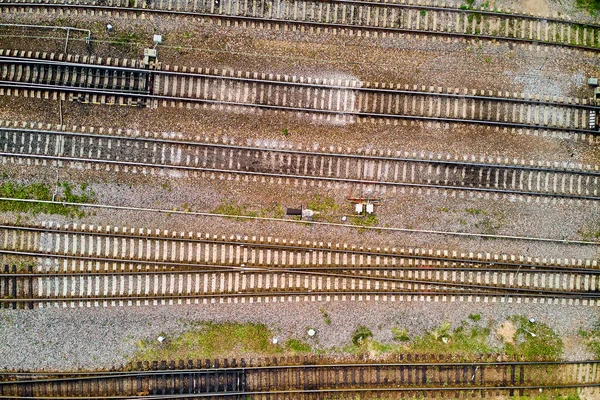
[
  {"x1": 511, "y1": 391, "x2": 580, "y2": 400},
  {"x1": 503, "y1": 316, "x2": 563, "y2": 361},
  {"x1": 132, "y1": 322, "x2": 280, "y2": 361},
  {"x1": 259, "y1": 204, "x2": 285, "y2": 219},
  {"x1": 351, "y1": 213, "x2": 378, "y2": 228},
  {"x1": 406, "y1": 321, "x2": 496, "y2": 356},
  {"x1": 306, "y1": 194, "x2": 340, "y2": 222},
  {"x1": 468, "y1": 313, "x2": 481, "y2": 322},
  {"x1": 391, "y1": 327, "x2": 409, "y2": 342},
  {"x1": 307, "y1": 194, "x2": 337, "y2": 213},
  {"x1": 212, "y1": 201, "x2": 258, "y2": 220},
  {"x1": 578, "y1": 319, "x2": 600, "y2": 358},
  {"x1": 0, "y1": 181, "x2": 95, "y2": 218},
  {"x1": 576, "y1": 0, "x2": 600, "y2": 15},
  {"x1": 284, "y1": 338, "x2": 312, "y2": 354},
  {"x1": 110, "y1": 30, "x2": 143, "y2": 50},
  {"x1": 351, "y1": 325, "x2": 373, "y2": 345}
]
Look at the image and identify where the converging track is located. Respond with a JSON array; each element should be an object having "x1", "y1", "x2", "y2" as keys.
[
  {"x1": 1, "y1": 223, "x2": 599, "y2": 308},
  {"x1": 1, "y1": 52, "x2": 598, "y2": 134}
]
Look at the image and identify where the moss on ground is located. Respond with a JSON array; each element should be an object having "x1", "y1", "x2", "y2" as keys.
[{"x1": 0, "y1": 180, "x2": 95, "y2": 218}]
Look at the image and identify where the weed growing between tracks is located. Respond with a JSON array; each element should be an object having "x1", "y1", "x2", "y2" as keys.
[
  {"x1": 132, "y1": 322, "x2": 312, "y2": 361},
  {"x1": 503, "y1": 316, "x2": 564, "y2": 361},
  {"x1": 578, "y1": 319, "x2": 600, "y2": 358},
  {"x1": 211, "y1": 201, "x2": 285, "y2": 220},
  {"x1": 131, "y1": 317, "x2": 565, "y2": 362},
  {"x1": 511, "y1": 392, "x2": 581, "y2": 400},
  {"x1": 0, "y1": 180, "x2": 95, "y2": 218},
  {"x1": 576, "y1": 0, "x2": 600, "y2": 15}
]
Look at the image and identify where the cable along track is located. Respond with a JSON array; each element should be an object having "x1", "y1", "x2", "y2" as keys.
[
  {"x1": 3, "y1": 0, "x2": 600, "y2": 52},
  {"x1": 1, "y1": 223, "x2": 599, "y2": 308},
  {"x1": 1, "y1": 126, "x2": 600, "y2": 200},
  {"x1": 2, "y1": 360, "x2": 599, "y2": 399},
  {"x1": 1, "y1": 52, "x2": 598, "y2": 134}
]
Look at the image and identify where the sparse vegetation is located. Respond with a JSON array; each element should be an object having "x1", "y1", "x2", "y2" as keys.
[
  {"x1": 576, "y1": 0, "x2": 600, "y2": 15},
  {"x1": 407, "y1": 321, "x2": 495, "y2": 356},
  {"x1": 110, "y1": 30, "x2": 143, "y2": 50},
  {"x1": 285, "y1": 338, "x2": 312, "y2": 353},
  {"x1": 460, "y1": 0, "x2": 476, "y2": 10},
  {"x1": 468, "y1": 313, "x2": 481, "y2": 322},
  {"x1": 307, "y1": 194, "x2": 338, "y2": 213},
  {"x1": 466, "y1": 207, "x2": 486, "y2": 215},
  {"x1": 306, "y1": 194, "x2": 339, "y2": 222},
  {"x1": 503, "y1": 316, "x2": 563, "y2": 361},
  {"x1": 0, "y1": 181, "x2": 95, "y2": 218},
  {"x1": 391, "y1": 327, "x2": 410, "y2": 342},
  {"x1": 578, "y1": 320, "x2": 600, "y2": 358},
  {"x1": 351, "y1": 213, "x2": 378, "y2": 228},
  {"x1": 319, "y1": 308, "x2": 331, "y2": 325},
  {"x1": 133, "y1": 322, "x2": 279, "y2": 361},
  {"x1": 578, "y1": 225, "x2": 600, "y2": 241},
  {"x1": 351, "y1": 325, "x2": 373, "y2": 345},
  {"x1": 212, "y1": 201, "x2": 257, "y2": 219}
]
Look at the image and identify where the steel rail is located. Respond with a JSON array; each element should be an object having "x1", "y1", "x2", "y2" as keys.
[
  {"x1": 3, "y1": 250, "x2": 595, "y2": 296},
  {"x1": 1, "y1": 287, "x2": 598, "y2": 304},
  {"x1": 3, "y1": 1, "x2": 600, "y2": 53},
  {"x1": 2, "y1": 80, "x2": 596, "y2": 134},
  {"x1": 0, "y1": 224, "x2": 594, "y2": 270},
  {"x1": 3, "y1": 56, "x2": 598, "y2": 110},
  {"x1": 4, "y1": 359, "x2": 599, "y2": 378},
  {"x1": 1, "y1": 382, "x2": 599, "y2": 400},
  {"x1": 2, "y1": 126, "x2": 596, "y2": 176},
  {"x1": 3, "y1": 248, "x2": 596, "y2": 274},
  {"x1": 4, "y1": 151, "x2": 600, "y2": 201}
]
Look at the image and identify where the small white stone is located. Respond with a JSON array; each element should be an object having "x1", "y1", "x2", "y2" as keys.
[
  {"x1": 272, "y1": 338, "x2": 278, "y2": 344},
  {"x1": 529, "y1": 318, "x2": 536, "y2": 323},
  {"x1": 307, "y1": 329, "x2": 316, "y2": 337},
  {"x1": 341, "y1": 216, "x2": 347, "y2": 221},
  {"x1": 157, "y1": 336, "x2": 165, "y2": 343}
]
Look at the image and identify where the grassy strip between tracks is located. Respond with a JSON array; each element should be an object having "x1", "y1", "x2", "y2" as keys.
[
  {"x1": 0, "y1": 180, "x2": 95, "y2": 218},
  {"x1": 131, "y1": 314, "x2": 564, "y2": 364}
]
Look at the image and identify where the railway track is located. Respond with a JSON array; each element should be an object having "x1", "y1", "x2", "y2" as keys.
[
  {"x1": 1, "y1": 223, "x2": 599, "y2": 308},
  {"x1": 3, "y1": 0, "x2": 600, "y2": 53},
  {"x1": 1, "y1": 359, "x2": 599, "y2": 399},
  {"x1": 1, "y1": 52, "x2": 598, "y2": 134},
  {"x1": 2, "y1": 125, "x2": 600, "y2": 200}
]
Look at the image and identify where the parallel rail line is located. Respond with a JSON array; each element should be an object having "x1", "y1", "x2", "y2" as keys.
[
  {"x1": 1, "y1": 53, "x2": 598, "y2": 134},
  {"x1": 2, "y1": 126, "x2": 600, "y2": 200},
  {"x1": 1, "y1": 360, "x2": 599, "y2": 399},
  {"x1": 4, "y1": 0, "x2": 600, "y2": 52}
]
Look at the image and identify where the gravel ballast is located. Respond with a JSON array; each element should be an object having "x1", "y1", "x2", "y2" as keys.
[{"x1": 0, "y1": 301, "x2": 597, "y2": 371}]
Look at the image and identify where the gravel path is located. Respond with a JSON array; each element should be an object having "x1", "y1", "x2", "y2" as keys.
[{"x1": 0, "y1": 301, "x2": 597, "y2": 371}]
